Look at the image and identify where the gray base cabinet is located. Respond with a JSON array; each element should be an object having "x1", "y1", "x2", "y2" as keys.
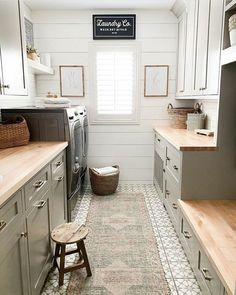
[
  {"x1": 0, "y1": 150, "x2": 67, "y2": 295},
  {"x1": 179, "y1": 211, "x2": 226, "y2": 295},
  {"x1": 27, "y1": 190, "x2": 52, "y2": 295}
]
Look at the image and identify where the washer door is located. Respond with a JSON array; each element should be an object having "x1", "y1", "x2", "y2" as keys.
[
  {"x1": 70, "y1": 120, "x2": 83, "y2": 195},
  {"x1": 82, "y1": 116, "x2": 88, "y2": 173}
]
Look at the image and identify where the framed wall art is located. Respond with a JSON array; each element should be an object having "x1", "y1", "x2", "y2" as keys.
[
  {"x1": 59, "y1": 65, "x2": 84, "y2": 97},
  {"x1": 144, "y1": 65, "x2": 169, "y2": 97}
]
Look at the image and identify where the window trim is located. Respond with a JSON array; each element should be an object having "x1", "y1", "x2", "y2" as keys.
[{"x1": 89, "y1": 42, "x2": 141, "y2": 125}]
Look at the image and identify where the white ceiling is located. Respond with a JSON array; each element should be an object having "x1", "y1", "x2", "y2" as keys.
[{"x1": 24, "y1": 0, "x2": 175, "y2": 10}]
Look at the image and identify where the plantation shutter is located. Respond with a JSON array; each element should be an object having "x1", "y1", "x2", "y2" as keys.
[{"x1": 90, "y1": 44, "x2": 139, "y2": 124}]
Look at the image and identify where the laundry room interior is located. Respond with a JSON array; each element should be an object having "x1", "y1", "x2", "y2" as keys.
[{"x1": 0, "y1": 0, "x2": 236, "y2": 294}]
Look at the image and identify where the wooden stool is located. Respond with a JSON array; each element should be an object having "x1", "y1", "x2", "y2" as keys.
[{"x1": 51, "y1": 222, "x2": 92, "y2": 286}]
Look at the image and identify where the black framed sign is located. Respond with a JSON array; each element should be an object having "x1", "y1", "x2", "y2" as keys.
[{"x1": 93, "y1": 14, "x2": 136, "y2": 40}]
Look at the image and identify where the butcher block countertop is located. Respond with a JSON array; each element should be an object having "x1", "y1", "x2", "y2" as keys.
[
  {"x1": 179, "y1": 199, "x2": 236, "y2": 295},
  {"x1": 154, "y1": 127, "x2": 218, "y2": 151},
  {"x1": 0, "y1": 141, "x2": 68, "y2": 207}
]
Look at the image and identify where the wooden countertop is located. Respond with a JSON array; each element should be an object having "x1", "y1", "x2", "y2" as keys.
[
  {"x1": 0, "y1": 142, "x2": 68, "y2": 207},
  {"x1": 179, "y1": 200, "x2": 236, "y2": 295},
  {"x1": 154, "y1": 127, "x2": 218, "y2": 151}
]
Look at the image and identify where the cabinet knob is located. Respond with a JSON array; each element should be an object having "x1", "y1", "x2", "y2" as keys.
[
  {"x1": 56, "y1": 161, "x2": 62, "y2": 167},
  {"x1": 166, "y1": 157, "x2": 170, "y2": 161},
  {"x1": 173, "y1": 165, "x2": 178, "y2": 171},
  {"x1": 157, "y1": 138, "x2": 161, "y2": 142},
  {"x1": 20, "y1": 232, "x2": 28, "y2": 238},
  {"x1": 165, "y1": 190, "x2": 170, "y2": 196}
]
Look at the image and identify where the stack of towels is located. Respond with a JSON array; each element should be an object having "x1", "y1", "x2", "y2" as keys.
[
  {"x1": 43, "y1": 97, "x2": 71, "y2": 108},
  {"x1": 93, "y1": 166, "x2": 118, "y2": 175}
]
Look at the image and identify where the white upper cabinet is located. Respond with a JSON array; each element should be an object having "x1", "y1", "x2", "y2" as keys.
[
  {"x1": 0, "y1": 0, "x2": 28, "y2": 96},
  {"x1": 175, "y1": 0, "x2": 224, "y2": 98}
]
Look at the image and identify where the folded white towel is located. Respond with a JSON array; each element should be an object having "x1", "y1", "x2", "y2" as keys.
[
  {"x1": 93, "y1": 166, "x2": 118, "y2": 175},
  {"x1": 43, "y1": 103, "x2": 71, "y2": 108},
  {"x1": 44, "y1": 97, "x2": 71, "y2": 104}
]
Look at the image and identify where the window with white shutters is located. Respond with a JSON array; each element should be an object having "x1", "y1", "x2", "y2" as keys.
[{"x1": 90, "y1": 44, "x2": 140, "y2": 124}]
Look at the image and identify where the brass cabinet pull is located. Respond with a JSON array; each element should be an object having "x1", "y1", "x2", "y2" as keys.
[
  {"x1": 20, "y1": 232, "x2": 27, "y2": 238},
  {"x1": 166, "y1": 156, "x2": 170, "y2": 161},
  {"x1": 172, "y1": 203, "x2": 178, "y2": 210},
  {"x1": 34, "y1": 200, "x2": 47, "y2": 209},
  {"x1": 201, "y1": 268, "x2": 212, "y2": 281},
  {"x1": 56, "y1": 176, "x2": 64, "y2": 182},
  {"x1": 165, "y1": 190, "x2": 170, "y2": 196},
  {"x1": 173, "y1": 165, "x2": 178, "y2": 171},
  {"x1": 183, "y1": 230, "x2": 192, "y2": 239},
  {"x1": 0, "y1": 220, "x2": 6, "y2": 231},
  {"x1": 33, "y1": 180, "x2": 45, "y2": 189}
]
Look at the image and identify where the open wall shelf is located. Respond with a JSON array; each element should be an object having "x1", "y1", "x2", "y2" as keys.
[{"x1": 27, "y1": 58, "x2": 54, "y2": 75}]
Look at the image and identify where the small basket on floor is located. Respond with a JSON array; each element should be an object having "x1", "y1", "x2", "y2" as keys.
[{"x1": 89, "y1": 165, "x2": 119, "y2": 196}]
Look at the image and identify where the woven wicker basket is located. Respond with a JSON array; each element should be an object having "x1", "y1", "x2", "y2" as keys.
[
  {"x1": 89, "y1": 165, "x2": 119, "y2": 196},
  {"x1": 0, "y1": 116, "x2": 30, "y2": 149},
  {"x1": 167, "y1": 103, "x2": 195, "y2": 129}
]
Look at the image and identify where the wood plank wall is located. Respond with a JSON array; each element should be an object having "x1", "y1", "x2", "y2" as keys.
[{"x1": 32, "y1": 9, "x2": 193, "y2": 183}]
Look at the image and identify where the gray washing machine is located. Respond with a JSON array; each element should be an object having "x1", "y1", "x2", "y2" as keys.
[{"x1": 1, "y1": 106, "x2": 88, "y2": 221}]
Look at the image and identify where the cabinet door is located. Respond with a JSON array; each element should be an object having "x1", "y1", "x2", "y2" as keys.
[
  {"x1": 203, "y1": 0, "x2": 224, "y2": 95},
  {"x1": 176, "y1": 12, "x2": 187, "y2": 94},
  {"x1": 51, "y1": 166, "x2": 67, "y2": 229},
  {"x1": 27, "y1": 190, "x2": 52, "y2": 295},
  {"x1": 0, "y1": 0, "x2": 27, "y2": 96},
  {"x1": 194, "y1": 0, "x2": 223, "y2": 96},
  {"x1": 194, "y1": 0, "x2": 211, "y2": 94},
  {"x1": 0, "y1": 221, "x2": 29, "y2": 295}
]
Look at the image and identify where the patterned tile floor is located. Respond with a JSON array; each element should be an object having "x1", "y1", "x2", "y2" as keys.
[{"x1": 42, "y1": 184, "x2": 202, "y2": 295}]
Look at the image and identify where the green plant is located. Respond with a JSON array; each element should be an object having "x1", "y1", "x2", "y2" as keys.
[{"x1": 26, "y1": 45, "x2": 38, "y2": 54}]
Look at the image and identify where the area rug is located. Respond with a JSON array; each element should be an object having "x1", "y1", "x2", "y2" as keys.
[{"x1": 67, "y1": 192, "x2": 170, "y2": 294}]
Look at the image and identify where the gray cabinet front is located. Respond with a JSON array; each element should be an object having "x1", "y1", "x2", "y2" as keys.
[{"x1": 27, "y1": 190, "x2": 52, "y2": 295}]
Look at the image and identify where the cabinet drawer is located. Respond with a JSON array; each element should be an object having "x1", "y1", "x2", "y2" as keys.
[
  {"x1": 24, "y1": 166, "x2": 50, "y2": 209},
  {"x1": 165, "y1": 173, "x2": 179, "y2": 229},
  {"x1": 0, "y1": 190, "x2": 23, "y2": 237},
  {"x1": 180, "y1": 214, "x2": 197, "y2": 265},
  {"x1": 51, "y1": 153, "x2": 65, "y2": 175},
  {"x1": 155, "y1": 132, "x2": 165, "y2": 161},
  {"x1": 197, "y1": 247, "x2": 221, "y2": 295},
  {"x1": 166, "y1": 144, "x2": 181, "y2": 182}
]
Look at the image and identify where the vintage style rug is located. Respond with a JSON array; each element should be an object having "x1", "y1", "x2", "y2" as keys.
[{"x1": 67, "y1": 192, "x2": 170, "y2": 294}]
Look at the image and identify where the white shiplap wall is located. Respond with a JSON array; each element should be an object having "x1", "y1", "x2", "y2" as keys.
[{"x1": 32, "y1": 9, "x2": 192, "y2": 183}]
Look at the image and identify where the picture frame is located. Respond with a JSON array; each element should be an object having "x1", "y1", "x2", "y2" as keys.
[
  {"x1": 59, "y1": 65, "x2": 84, "y2": 97},
  {"x1": 144, "y1": 65, "x2": 169, "y2": 97},
  {"x1": 24, "y1": 18, "x2": 34, "y2": 48}
]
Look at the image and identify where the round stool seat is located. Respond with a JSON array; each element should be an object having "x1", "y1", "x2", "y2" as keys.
[{"x1": 51, "y1": 222, "x2": 88, "y2": 245}]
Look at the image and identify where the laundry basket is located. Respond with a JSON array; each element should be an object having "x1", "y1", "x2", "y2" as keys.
[
  {"x1": 89, "y1": 165, "x2": 119, "y2": 195},
  {"x1": 0, "y1": 116, "x2": 30, "y2": 148},
  {"x1": 167, "y1": 103, "x2": 196, "y2": 129}
]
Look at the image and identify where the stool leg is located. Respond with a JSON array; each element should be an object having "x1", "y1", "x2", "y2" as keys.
[
  {"x1": 80, "y1": 240, "x2": 92, "y2": 277},
  {"x1": 59, "y1": 244, "x2": 66, "y2": 286},
  {"x1": 76, "y1": 243, "x2": 83, "y2": 261},
  {"x1": 53, "y1": 244, "x2": 60, "y2": 267}
]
